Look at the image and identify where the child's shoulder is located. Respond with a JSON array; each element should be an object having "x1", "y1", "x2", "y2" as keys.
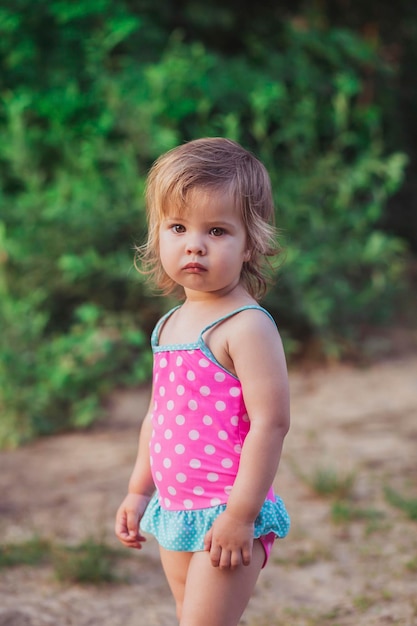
[
  {"x1": 225, "y1": 304, "x2": 279, "y2": 342},
  {"x1": 226, "y1": 305, "x2": 286, "y2": 377},
  {"x1": 228, "y1": 303, "x2": 276, "y2": 325}
]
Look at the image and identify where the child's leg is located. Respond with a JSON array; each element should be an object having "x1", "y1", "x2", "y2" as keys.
[
  {"x1": 161, "y1": 540, "x2": 264, "y2": 626},
  {"x1": 159, "y1": 547, "x2": 193, "y2": 621}
]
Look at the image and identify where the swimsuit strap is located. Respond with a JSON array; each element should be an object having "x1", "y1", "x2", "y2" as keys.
[
  {"x1": 199, "y1": 305, "x2": 276, "y2": 339},
  {"x1": 151, "y1": 304, "x2": 276, "y2": 350}
]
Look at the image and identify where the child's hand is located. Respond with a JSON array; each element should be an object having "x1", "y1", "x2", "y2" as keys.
[
  {"x1": 115, "y1": 493, "x2": 150, "y2": 549},
  {"x1": 203, "y1": 510, "x2": 254, "y2": 569}
]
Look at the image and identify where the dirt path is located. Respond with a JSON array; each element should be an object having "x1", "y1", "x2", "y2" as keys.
[{"x1": 1, "y1": 355, "x2": 417, "y2": 625}]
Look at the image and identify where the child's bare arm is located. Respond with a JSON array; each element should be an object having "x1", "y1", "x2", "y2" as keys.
[
  {"x1": 204, "y1": 311, "x2": 290, "y2": 568},
  {"x1": 115, "y1": 396, "x2": 155, "y2": 549}
]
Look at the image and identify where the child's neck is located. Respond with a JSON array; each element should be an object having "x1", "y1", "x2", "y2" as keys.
[
  {"x1": 160, "y1": 286, "x2": 257, "y2": 346},
  {"x1": 182, "y1": 284, "x2": 255, "y2": 311}
]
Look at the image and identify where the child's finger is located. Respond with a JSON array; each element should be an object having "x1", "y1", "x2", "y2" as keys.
[
  {"x1": 115, "y1": 510, "x2": 128, "y2": 538},
  {"x1": 209, "y1": 544, "x2": 222, "y2": 567},
  {"x1": 127, "y1": 511, "x2": 139, "y2": 537},
  {"x1": 203, "y1": 528, "x2": 213, "y2": 551},
  {"x1": 218, "y1": 548, "x2": 232, "y2": 570},
  {"x1": 241, "y1": 544, "x2": 252, "y2": 566}
]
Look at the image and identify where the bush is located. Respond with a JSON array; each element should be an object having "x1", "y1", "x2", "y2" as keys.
[
  {"x1": 0, "y1": 3, "x2": 409, "y2": 445},
  {"x1": 0, "y1": 296, "x2": 152, "y2": 447}
]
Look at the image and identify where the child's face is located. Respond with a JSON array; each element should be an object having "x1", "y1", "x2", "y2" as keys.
[{"x1": 158, "y1": 187, "x2": 250, "y2": 297}]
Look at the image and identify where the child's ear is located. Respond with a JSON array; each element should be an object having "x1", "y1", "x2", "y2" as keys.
[{"x1": 243, "y1": 248, "x2": 251, "y2": 262}]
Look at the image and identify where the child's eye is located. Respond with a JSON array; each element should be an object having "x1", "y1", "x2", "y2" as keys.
[
  {"x1": 172, "y1": 224, "x2": 185, "y2": 233},
  {"x1": 210, "y1": 227, "x2": 225, "y2": 237}
]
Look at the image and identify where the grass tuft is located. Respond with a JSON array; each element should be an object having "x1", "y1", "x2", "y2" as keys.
[
  {"x1": 331, "y1": 500, "x2": 385, "y2": 524},
  {"x1": 309, "y1": 466, "x2": 355, "y2": 499},
  {"x1": 384, "y1": 486, "x2": 417, "y2": 521},
  {"x1": 0, "y1": 536, "x2": 128, "y2": 585},
  {"x1": 406, "y1": 557, "x2": 417, "y2": 572},
  {"x1": 53, "y1": 540, "x2": 121, "y2": 584},
  {"x1": 0, "y1": 537, "x2": 51, "y2": 568}
]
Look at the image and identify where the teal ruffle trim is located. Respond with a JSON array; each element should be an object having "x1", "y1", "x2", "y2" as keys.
[{"x1": 140, "y1": 493, "x2": 290, "y2": 552}]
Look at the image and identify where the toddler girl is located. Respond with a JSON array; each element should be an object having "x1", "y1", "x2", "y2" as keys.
[{"x1": 115, "y1": 137, "x2": 290, "y2": 626}]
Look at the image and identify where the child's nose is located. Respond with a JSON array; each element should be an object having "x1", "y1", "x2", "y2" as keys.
[{"x1": 185, "y1": 234, "x2": 206, "y2": 255}]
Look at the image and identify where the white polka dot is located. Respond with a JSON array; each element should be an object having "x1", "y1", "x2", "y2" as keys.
[
  {"x1": 159, "y1": 386, "x2": 166, "y2": 396},
  {"x1": 205, "y1": 444, "x2": 216, "y2": 455},
  {"x1": 224, "y1": 485, "x2": 233, "y2": 495},
  {"x1": 189, "y1": 429, "x2": 200, "y2": 440},
  {"x1": 176, "y1": 473, "x2": 187, "y2": 483},
  {"x1": 163, "y1": 458, "x2": 172, "y2": 468},
  {"x1": 203, "y1": 415, "x2": 213, "y2": 425},
  {"x1": 218, "y1": 430, "x2": 228, "y2": 440},
  {"x1": 214, "y1": 372, "x2": 226, "y2": 382},
  {"x1": 211, "y1": 497, "x2": 222, "y2": 506},
  {"x1": 169, "y1": 372, "x2": 175, "y2": 382},
  {"x1": 242, "y1": 413, "x2": 249, "y2": 422},
  {"x1": 167, "y1": 486, "x2": 177, "y2": 495},
  {"x1": 154, "y1": 443, "x2": 161, "y2": 453},
  {"x1": 190, "y1": 459, "x2": 201, "y2": 468},
  {"x1": 164, "y1": 429, "x2": 173, "y2": 439},
  {"x1": 175, "y1": 444, "x2": 185, "y2": 454},
  {"x1": 176, "y1": 385, "x2": 185, "y2": 396},
  {"x1": 176, "y1": 415, "x2": 185, "y2": 425},
  {"x1": 157, "y1": 414, "x2": 164, "y2": 425},
  {"x1": 188, "y1": 399, "x2": 198, "y2": 410},
  {"x1": 234, "y1": 444, "x2": 242, "y2": 453},
  {"x1": 207, "y1": 472, "x2": 219, "y2": 482},
  {"x1": 221, "y1": 458, "x2": 233, "y2": 468},
  {"x1": 199, "y1": 358, "x2": 209, "y2": 368},
  {"x1": 184, "y1": 499, "x2": 193, "y2": 509},
  {"x1": 230, "y1": 416, "x2": 239, "y2": 426},
  {"x1": 160, "y1": 358, "x2": 168, "y2": 368},
  {"x1": 199, "y1": 386, "x2": 210, "y2": 396},
  {"x1": 215, "y1": 401, "x2": 226, "y2": 411},
  {"x1": 156, "y1": 471, "x2": 162, "y2": 481},
  {"x1": 164, "y1": 497, "x2": 171, "y2": 507},
  {"x1": 193, "y1": 486, "x2": 204, "y2": 495},
  {"x1": 187, "y1": 370, "x2": 196, "y2": 381},
  {"x1": 150, "y1": 456, "x2": 153, "y2": 465},
  {"x1": 167, "y1": 400, "x2": 175, "y2": 410},
  {"x1": 229, "y1": 386, "x2": 241, "y2": 397},
  {"x1": 176, "y1": 356, "x2": 183, "y2": 366}
]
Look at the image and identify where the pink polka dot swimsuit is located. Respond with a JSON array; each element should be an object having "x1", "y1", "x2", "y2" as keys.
[{"x1": 140, "y1": 305, "x2": 290, "y2": 560}]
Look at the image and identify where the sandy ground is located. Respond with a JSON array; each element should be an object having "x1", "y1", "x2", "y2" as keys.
[{"x1": 1, "y1": 353, "x2": 417, "y2": 626}]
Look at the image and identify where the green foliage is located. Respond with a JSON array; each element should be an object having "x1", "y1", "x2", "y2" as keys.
[
  {"x1": 331, "y1": 501, "x2": 385, "y2": 524},
  {"x1": 53, "y1": 539, "x2": 121, "y2": 584},
  {"x1": 0, "y1": 537, "x2": 51, "y2": 568},
  {"x1": 406, "y1": 557, "x2": 417, "y2": 572},
  {"x1": 0, "y1": 295, "x2": 152, "y2": 447},
  {"x1": 0, "y1": 1, "x2": 410, "y2": 445},
  {"x1": 0, "y1": 535, "x2": 128, "y2": 584},
  {"x1": 294, "y1": 463, "x2": 356, "y2": 499},
  {"x1": 384, "y1": 486, "x2": 417, "y2": 521}
]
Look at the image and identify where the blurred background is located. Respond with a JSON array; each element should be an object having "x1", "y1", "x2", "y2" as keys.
[{"x1": 1, "y1": 0, "x2": 416, "y2": 448}]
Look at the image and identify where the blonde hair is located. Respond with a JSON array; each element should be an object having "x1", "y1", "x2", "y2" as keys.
[{"x1": 136, "y1": 137, "x2": 280, "y2": 300}]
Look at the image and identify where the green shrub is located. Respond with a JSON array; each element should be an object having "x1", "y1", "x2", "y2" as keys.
[
  {"x1": 0, "y1": 3, "x2": 409, "y2": 445},
  {"x1": 0, "y1": 296, "x2": 152, "y2": 447}
]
